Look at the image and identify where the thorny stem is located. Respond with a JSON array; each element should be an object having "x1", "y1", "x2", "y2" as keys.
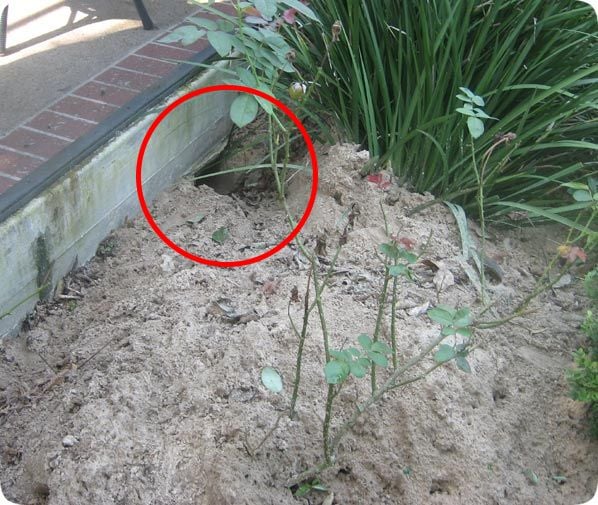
[
  {"x1": 287, "y1": 331, "x2": 449, "y2": 487},
  {"x1": 245, "y1": 411, "x2": 284, "y2": 457},
  {"x1": 289, "y1": 270, "x2": 312, "y2": 418},
  {"x1": 371, "y1": 267, "x2": 390, "y2": 393},
  {"x1": 471, "y1": 140, "x2": 487, "y2": 304},
  {"x1": 322, "y1": 384, "x2": 336, "y2": 464},
  {"x1": 390, "y1": 275, "x2": 399, "y2": 369}
]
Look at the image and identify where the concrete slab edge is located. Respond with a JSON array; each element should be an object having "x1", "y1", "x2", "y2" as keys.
[{"x1": 0, "y1": 64, "x2": 234, "y2": 337}]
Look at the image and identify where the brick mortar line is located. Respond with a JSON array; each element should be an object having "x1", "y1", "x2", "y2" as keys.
[
  {"x1": 0, "y1": 144, "x2": 46, "y2": 161},
  {"x1": 149, "y1": 41, "x2": 198, "y2": 55},
  {"x1": 69, "y1": 92, "x2": 123, "y2": 108},
  {"x1": 49, "y1": 111, "x2": 98, "y2": 125},
  {"x1": 114, "y1": 53, "x2": 180, "y2": 75},
  {"x1": 21, "y1": 126, "x2": 73, "y2": 143},
  {"x1": 0, "y1": 8, "x2": 205, "y2": 141},
  {"x1": 92, "y1": 76, "x2": 151, "y2": 93},
  {"x1": 0, "y1": 171, "x2": 21, "y2": 181}
]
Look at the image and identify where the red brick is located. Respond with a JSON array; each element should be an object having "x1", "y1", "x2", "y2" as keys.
[
  {"x1": 0, "y1": 129, "x2": 69, "y2": 160},
  {"x1": 73, "y1": 81, "x2": 138, "y2": 107},
  {"x1": 95, "y1": 67, "x2": 160, "y2": 92},
  {"x1": 0, "y1": 147, "x2": 44, "y2": 178},
  {"x1": 50, "y1": 96, "x2": 118, "y2": 122},
  {"x1": 116, "y1": 54, "x2": 178, "y2": 77},
  {"x1": 0, "y1": 175, "x2": 17, "y2": 194},
  {"x1": 26, "y1": 111, "x2": 95, "y2": 141},
  {"x1": 212, "y1": 2, "x2": 236, "y2": 16},
  {"x1": 135, "y1": 43, "x2": 196, "y2": 62}
]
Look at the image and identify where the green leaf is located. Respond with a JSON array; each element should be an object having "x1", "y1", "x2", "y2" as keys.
[
  {"x1": 459, "y1": 87, "x2": 475, "y2": 98},
  {"x1": 453, "y1": 308, "x2": 472, "y2": 327},
  {"x1": 455, "y1": 107, "x2": 478, "y2": 117},
  {"x1": 399, "y1": 250, "x2": 418, "y2": 264},
  {"x1": 428, "y1": 306, "x2": 455, "y2": 327},
  {"x1": 379, "y1": 242, "x2": 399, "y2": 259},
  {"x1": 349, "y1": 360, "x2": 367, "y2": 378},
  {"x1": 455, "y1": 356, "x2": 471, "y2": 373},
  {"x1": 367, "y1": 350, "x2": 388, "y2": 368},
  {"x1": 357, "y1": 334, "x2": 372, "y2": 349},
  {"x1": 347, "y1": 347, "x2": 360, "y2": 357},
  {"x1": 159, "y1": 26, "x2": 206, "y2": 46},
  {"x1": 434, "y1": 344, "x2": 456, "y2": 363},
  {"x1": 324, "y1": 360, "x2": 350, "y2": 384},
  {"x1": 472, "y1": 108, "x2": 493, "y2": 119},
  {"x1": 561, "y1": 182, "x2": 590, "y2": 191},
  {"x1": 524, "y1": 469, "x2": 539, "y2": 486},
  {"x1": 456, "y1": 327, "x2": 472, "y2": 338},
  {"x1": 456, "y1": 94, "x2": 473, "y2": 103},
  {"x1": 441, "y1": 326, "x2": 457, "y2": 336},
  {"x1": 188, "y1": 16, "x2": 218, "y2": 30},
  {"x1": 217, "y1": 19, "x2": 235, "y2": 32},
  {"x1": 211, "y1": 226, "x2": 229, "y2": 244},
  {"x1": 260, "y1": 367, "x2": 283, "y2": 392},
  {"x1": 467, "y1": 116, "x2": 485, "y2": 139},
  {"x1": 235, "y1": 67, "x2": 257, "y2": 87},
  {"x1": 280, "y1": 0, "x2": 321, "y2": 22},
  {"x1": 472, "y1": 95, "x2": 485, "y2": 107},
  {"x1": 329, "y1": 350, "x2": 347, "y2": 361},
  {"x1": 230, "y1": 94, "x2": 259, "y2": 127},
  {"x1": 371, "y1": 341, "x2": 391, "y2": 354},
  {"x1": 573, "y1": 189, "x2": 592, "y2": 202},
  {"x1": 255, "y1": 0, "x2": 277, "y2": 20},
  {"x1": 186, "y1": 213, "x2": 206, "y2": 225},
  {"x1": 388, "y1": 264, "x2": 408, "y2": 277},
  {"x1": 207, "y1": 31, "x2": 235, "y2": 56}
]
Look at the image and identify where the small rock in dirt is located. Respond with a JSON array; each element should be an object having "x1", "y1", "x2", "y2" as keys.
[
  {"x1": 62, "y1": 435, "x2": 78, "y2": 448},
  {"x1": 553, "y1": 273, "x2": 572, "y2": 289},
  {"x1": 433, "y1": 264, "x2": 455, "y2": 291},
  {"x1": 160, "y1": 254, "x2": 175, "y2": 273}
]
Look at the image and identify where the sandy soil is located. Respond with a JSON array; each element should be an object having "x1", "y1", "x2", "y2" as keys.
[{"x1": 1, "y1": 144, "x2": 596, "y2": 505}]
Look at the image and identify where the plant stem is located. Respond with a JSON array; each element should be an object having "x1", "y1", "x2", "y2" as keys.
[
  {"x1": 390, "y1": 275, "x2": 398, "y2": 369},
  {"x1": 330, "y1": 332, "x2": 447, "y2": 454},
  {"x1": 322, "y1": 384, "x2": 336, "y2": 464},
  {"x1": 471, "y1": 140, "x2": 487, "y2": 304},
  {"x1": 289, "y1": 270, "x2": 312, "y2": 418},
  {"x1": 371, "y1": 266, "x2": 390, "y2": 393}
]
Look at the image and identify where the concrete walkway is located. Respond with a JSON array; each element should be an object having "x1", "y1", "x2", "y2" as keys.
[
  {"x1": 0, "y1": 1, "x2": 236, "y2": 201},
  {"x1": 0, "y1": 0, "x2": 199, "y2": 135}
]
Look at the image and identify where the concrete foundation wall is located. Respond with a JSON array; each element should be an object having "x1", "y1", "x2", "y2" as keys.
[{"x1": 0, "y1": 66, "x2": 234, "y2": 337}]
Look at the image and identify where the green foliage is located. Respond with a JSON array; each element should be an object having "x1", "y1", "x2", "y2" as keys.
[
  {"x1": 455, "y1": 87, "x2": 497, "y2": 140},
  {"x1": 285, "y1": 0, "x2": 598, "y2": 221},
  {"x1": 211, "y1": 226, "x2": 229, "y2": 244},
  {"x1": 429, "y1": 306, "x2": 473, "y2": 372},
  {"x1": 568, "y1": 267, "x2": 598, "y2": 437},
  {"x1": 293, "y1": 478, "x2": 328, "y2": 497},
  {"x1": 169, "y1": 0, "x2": 321, "y2": 127},
  {"x1": 324, "y1": 334, "x2": 391, "y2": 385}
]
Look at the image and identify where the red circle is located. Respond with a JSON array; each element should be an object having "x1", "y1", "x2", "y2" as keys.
[{"x1": 136, "y1": 84, "x2": 318, "y2": 268}]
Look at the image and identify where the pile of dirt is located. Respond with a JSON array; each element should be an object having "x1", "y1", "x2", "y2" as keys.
[{"x1": 1, "y1": 144, "x2": 596, "y2": 505}]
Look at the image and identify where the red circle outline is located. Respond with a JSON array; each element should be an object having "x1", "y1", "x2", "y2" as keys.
[{"x1": 136, "y1": 84, "x2": 318, "y2": 268}]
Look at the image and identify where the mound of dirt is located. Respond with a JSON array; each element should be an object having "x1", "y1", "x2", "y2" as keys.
[{"x1": 1, "y1": 144, "x2": 596, "y2": 505}]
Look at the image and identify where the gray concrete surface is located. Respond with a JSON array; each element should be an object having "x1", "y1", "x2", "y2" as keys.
[
  {"x1": 0, "y1": 0, "x2": 200, "y2": 136},
  {"x1": 0, "y1": 64, "x2": 234, "y2": 337}
]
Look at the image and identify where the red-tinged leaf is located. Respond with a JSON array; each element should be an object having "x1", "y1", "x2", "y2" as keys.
[
  {"x1": 366, "y1": 173, "x2": 391, "y2": 190},
  {"x1": 558, "y1": 244, "x2": 587, "y2": 263},
  {"x1": 243, "y1": 6, "x2": 262, "y2": 16},
  {"x1": 283, "y1": 8, "x2": 297, "y2": 23},
  {"x1": 398, "y1": 237, "x2": 416, "y2": 250}
]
